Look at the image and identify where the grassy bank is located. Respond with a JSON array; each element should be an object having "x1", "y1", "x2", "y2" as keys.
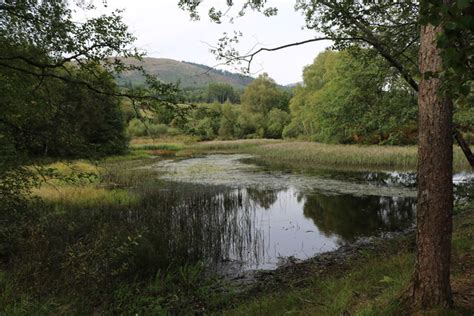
[
  {"x1": 1, "y1": 139, "x2": 472, "y2": 314},
  {"x1": 126, "y1": 137, "x2": 473, "y2": 171}
]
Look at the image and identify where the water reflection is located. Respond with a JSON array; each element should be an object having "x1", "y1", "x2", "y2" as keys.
[
  {"x1": 127, "y1": 155, "x2": 472, "y2": 273},
  {"x1": 246, "y1": 187, "x2": 279, "y2": 209},
  {"x1": 128, "y1": 182, "x2": 415, "y2": 272},
  {"x1": 301, "y1": 193, "x2": 415, "y2": 242}
]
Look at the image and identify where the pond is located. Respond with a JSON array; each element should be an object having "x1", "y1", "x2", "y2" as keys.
[{"x1": 124, "y1": 154, "x2": 472, "y2": 276}]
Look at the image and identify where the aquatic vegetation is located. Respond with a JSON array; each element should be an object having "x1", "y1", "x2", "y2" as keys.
[
  {"x1": 150, "y1": 154, "x2": 418, "y2": 197},
  {"x1": 189, "y1": 139, "x2": 282, "y2": 152},
  {"x1": 2, "y1": 152, "x2": 473, "y2": 314},
  {"x1": 246, "y1": 141, "x2": 472, "y2": 171}
]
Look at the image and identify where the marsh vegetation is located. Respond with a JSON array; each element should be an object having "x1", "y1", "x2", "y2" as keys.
[
  {"x1": 2, "y1": 142, "x2": 472, "y2": 314},
  {"x1": 1, "y1": 1, "x2": 474, "y2": 314}
]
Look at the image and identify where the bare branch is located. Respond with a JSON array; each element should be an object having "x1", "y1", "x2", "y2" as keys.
[{"x1": 224, "y1": 36, "x2": 364, "y2": 73}]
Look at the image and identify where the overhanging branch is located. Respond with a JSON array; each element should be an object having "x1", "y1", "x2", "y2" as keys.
[
  {"x1": 231, "y1": 35, "x2": 473, "y2": 167},
  {"x1": 226, "y1": 36, "x2": 364, "y2": 73},
  {"x1": 0, "y1": 61, "x2": 177, "y2": 104}
]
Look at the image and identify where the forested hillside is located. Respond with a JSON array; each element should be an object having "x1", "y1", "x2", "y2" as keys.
[{"x1": 116, "y1": 57, "x2": 254, "y2": 89}]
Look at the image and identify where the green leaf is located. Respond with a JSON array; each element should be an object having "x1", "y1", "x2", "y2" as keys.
[
  {"x1": 457, "y1": 0, "x2": 471, "y2": 9},
  {"x1": 445, "y1": 21, "x2": 458, "y2": 30},
  {"x1": 380, "y1": 276, "x2": 394, "y2": 284},
  {"x1": 460, "y1": 84, "x2": 471, "y2": 96}
]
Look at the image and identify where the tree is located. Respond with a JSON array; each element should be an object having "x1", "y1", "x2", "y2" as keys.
[
  {"x1": 412, "y1": 9, "x2": 453, "y2": 307},
  {"x1": 0, "y1": 0, "x2": 180, "y2": 157},
  {"x1": 287, "y1": 49, "x2": 417, "y2": 144},
  {"x1": 241, "y1": 73, "x2": 286, "y2": 114},
  {"x1": 266, "y1": 108, "x2": 290, "y2": 139},
  {"x1": 238, "y1": 73, "x2": 291, "y2": 138},
  {"x1": 0, "y1": 0, "x2": 183, "y2": 255},
  {"x1": 2, "y1": 64, "x2": 128, "y2": 158},
  {"x1": 178, "y1": 0, "x2": 474, "y2": 310},
  {"x1": 207, "y1": 83, "x2": 238, "y2": 103},
  {"x1": 218, "y1": 101, "x2": 239, "y2": 139},
  {"x1": 184, "y1": 103, "x2": 222, "y2": 140}
]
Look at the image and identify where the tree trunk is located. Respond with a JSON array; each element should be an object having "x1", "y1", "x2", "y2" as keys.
[{"x1": 411, "y1": 20, "x2": 453, "y2": 308}]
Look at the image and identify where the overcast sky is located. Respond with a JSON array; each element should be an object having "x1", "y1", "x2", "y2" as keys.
[{"x1": 84, "y1": 1, "x2": 330, "y2": 85}]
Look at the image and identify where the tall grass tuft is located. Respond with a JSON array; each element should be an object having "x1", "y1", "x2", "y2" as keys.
[{"x1": 32, "y1": 185, "x2": 139, "y2": 208}]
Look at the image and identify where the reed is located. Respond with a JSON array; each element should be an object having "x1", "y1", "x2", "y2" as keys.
[{"x1": 215, "y1": 140, "x2": 471, "y2": 171}]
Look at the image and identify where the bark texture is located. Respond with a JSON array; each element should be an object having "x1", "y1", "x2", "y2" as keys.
[{"x1": 412, "y1": 22, "x2": 453, "y2": 308}]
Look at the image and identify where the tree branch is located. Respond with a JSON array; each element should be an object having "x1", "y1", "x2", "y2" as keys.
[
  {"x1": 454, "y1": 130, "x2": 474, "y2": 167},
  {"x1": 0, "y1": 61, "x2": 177, "y2": 104},
  {"x1": 226, "y1": 36, "x2": 364, "y2": 73}
]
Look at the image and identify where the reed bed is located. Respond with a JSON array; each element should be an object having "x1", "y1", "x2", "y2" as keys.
[{"x1": 240, "y1": 141, "x2": 471, "y2": 171}]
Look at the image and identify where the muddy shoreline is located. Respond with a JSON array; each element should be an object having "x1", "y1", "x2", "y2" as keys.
[{"x1": 227, "y1": 225, "x2": 416, "y2": 291}]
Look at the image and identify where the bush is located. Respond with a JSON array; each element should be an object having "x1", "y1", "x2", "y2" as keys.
[
  {"x1": 127, "y1": 119, "x2": 171, "y2": 138},
  {"x1": 127, "y1": 119, "x2": 147, "y2": 137}
]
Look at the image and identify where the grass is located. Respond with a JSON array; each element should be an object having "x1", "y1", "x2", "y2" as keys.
[
  {"x1": 32, "y1": 185, "x2": 139, "y2": 209},
  {"x1": 189, "y1": 139, "x2": 283, "y2": 152},
  {"x1": 4, "y1": 138, "x2": 472, "y2": 314},
  {"x1": 246, "y1": 141, "x2": 418, "y2": 171},
  {"x1": 30, "y1": 159, "x2": 140, "y2": 209},
  {"x1": 125, "y1": 138, "x2": 473, "y2": 171},
  {"x1": 227, "y1": 254, "x2": 412, "y2": 315},
  {"x1": 245, "y1": 141, "x2": 472, "y2": 171},
  {"x1": 226, "y1": 251, "x2": 412, "y2": 315}
]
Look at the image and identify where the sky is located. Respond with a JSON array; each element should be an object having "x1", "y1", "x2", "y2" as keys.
[{"x1": 83, "y1": 1, "x2": 330, "y2": 85}]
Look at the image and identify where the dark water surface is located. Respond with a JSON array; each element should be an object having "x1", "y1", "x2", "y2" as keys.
[{"x1": 128, "y1": 154, "x2": 472, "y2": 273}]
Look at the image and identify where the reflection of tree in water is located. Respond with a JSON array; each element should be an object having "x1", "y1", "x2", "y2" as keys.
[
  {"x1": 302, "y1": 192, "x2": 415, "y2": 242},
  {"x1": 454, "y1": 180, "x2": 474, "y2": 203},
  {"x1": 245, "y1": 187, "x2": 279, "y2": 209},
  {"x1": 363, "y1": 172, "x2": 416, "y2": 187}
]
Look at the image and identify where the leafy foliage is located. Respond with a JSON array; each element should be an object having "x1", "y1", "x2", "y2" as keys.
[{"x1": 285, "y1": 49, "x2": 417, "y2": 144}]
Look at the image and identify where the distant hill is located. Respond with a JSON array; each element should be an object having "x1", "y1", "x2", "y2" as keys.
[
  {"x1": 285, "y1": 82, "x2": 302, "y2": 88},
  {"x1": 115, "y1": 57, "x2": 254, "y2": 89}
]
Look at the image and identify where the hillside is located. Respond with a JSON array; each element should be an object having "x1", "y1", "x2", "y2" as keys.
[{"x1": 116, "y1": 57, "x2": 254, "y2": 89}]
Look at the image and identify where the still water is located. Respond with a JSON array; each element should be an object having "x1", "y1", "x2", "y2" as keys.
[
  {"x1": 125, "y1": 154, "x2": 471, "y2": 274},
  {"x1": 110, "y1": 155, "x2": 474, "y2": 276}
]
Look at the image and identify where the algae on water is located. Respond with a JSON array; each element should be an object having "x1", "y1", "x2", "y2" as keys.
[{"x1": 147, "y1": 155, "x2": 418, "y2": 198}]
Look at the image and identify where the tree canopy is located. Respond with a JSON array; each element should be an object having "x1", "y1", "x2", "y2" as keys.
[
  {"x1": 0, "y1": 0, "x2": 181, "y2": 159},
  {"x1": 285, "y1": 49, "x2": 417, "y2": 144}
]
